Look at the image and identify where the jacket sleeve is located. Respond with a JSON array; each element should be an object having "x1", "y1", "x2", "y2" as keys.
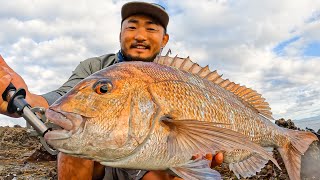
[{"x1": 41, "y1": 54, "x2": 115, "y2": 105}]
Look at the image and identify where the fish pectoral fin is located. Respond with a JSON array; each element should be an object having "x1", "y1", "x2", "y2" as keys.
[
  {"x1": 161, "y1": 118, "x2": 278, "y2": 165},
  {"x1": 170, "y1": 158, "x2": 221, "y2": 180},
  {"x1": 229, "y1": 153, "x2": 270, "y2": 179}
]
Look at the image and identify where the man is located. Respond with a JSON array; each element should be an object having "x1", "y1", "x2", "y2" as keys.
[{"x1": 0, "y1": 1, "x2": 223, "y2": 179}]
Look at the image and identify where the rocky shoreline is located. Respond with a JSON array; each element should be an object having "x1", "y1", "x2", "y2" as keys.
[
  {"x1": 0, "y1": 119, "x2": 319, "y2": 179},
  {"x1": 0, "y1": 126, "x2": 57, "y2": 180}
]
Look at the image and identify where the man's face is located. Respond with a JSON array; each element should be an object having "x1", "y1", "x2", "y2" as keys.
[{"x1": 120, "y1": 14, "x2": 169, "y2": 62}]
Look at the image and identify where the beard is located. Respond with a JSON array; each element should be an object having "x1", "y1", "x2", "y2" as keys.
[{"x1": 121, "y1": 49, "x2": 159, "y2": 62}]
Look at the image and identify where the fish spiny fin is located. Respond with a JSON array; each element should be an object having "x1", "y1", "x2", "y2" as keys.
[
  {"x1": 229, "y1": 83, "x2": 241, "y2": 93},
  {"x1": 225, "y1": 82, "x2": 236, "y2": 90},
  {"x1": 277, "y1": 129, "x2": 318, "y2": 180},
  {"x1": 165, "y1": 49, "x2": 172, "y2": 56},
  {"x1": 219, "y1": 79, "x2": 231, "y2": 88},
  {"x1": 197, "y1": 65, "x2": 211, "y2": 78},
  {"x1": 170, "y1": 55, "x2": 179, "y2": 67},
  {"x1": 154, "y1": 55, "x2": 274, "y2": 119},
  {"x1": 180, "y1": 56, "x2": 193, "y2": 71}
]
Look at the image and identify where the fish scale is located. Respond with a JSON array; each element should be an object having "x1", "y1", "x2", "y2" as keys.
[{"x1": 149, "y1": 76, "x2": 278, "y2": 143}]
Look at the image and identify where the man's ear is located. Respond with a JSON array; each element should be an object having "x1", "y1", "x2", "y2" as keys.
[{"x1": 161, "y1": 34, "x2": 169, "y2": 48}]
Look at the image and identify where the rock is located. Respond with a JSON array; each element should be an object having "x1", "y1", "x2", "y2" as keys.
[
  {"x1": 275, "y1": 118, "x2": 287, "y2": 127},
  {"x1": 13, "y1": 124, "x2": 21, "y2": 128},
  {"x1": 275, "y1": 118, "x2": 299, "y2": 130},
  {"x1": 0, "y1": 126, "x2": 57, "y2": 179},
  {"x1": 26, "y1": 145, "x2": 57, "y2": 162}
]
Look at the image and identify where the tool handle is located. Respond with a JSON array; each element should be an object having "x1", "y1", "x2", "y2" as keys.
[
  {"x1": 2, "y1": 82, "x2": 48, "y2": 135},
  {"x1": 1, "y1": 80, "x2": 58, "y2": 155},
  {"x1": 2, "y1": 83, "x2": 16, "y2": 101},
  {"x1": 2, "y1": 82, "x2": 27, "y2": 114}
]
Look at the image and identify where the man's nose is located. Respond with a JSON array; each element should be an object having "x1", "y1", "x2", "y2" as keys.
[{"x1": 134, "y1": 28, "x2": 147, "y2": 42}]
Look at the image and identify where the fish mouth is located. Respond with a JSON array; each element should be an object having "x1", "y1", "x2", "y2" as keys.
[
  {"x1": 44, "y1": 108, "x2": 85, "y2": 141},
  {"x1": 44, "y1": 129, "x2": 72, "y2": 140}
]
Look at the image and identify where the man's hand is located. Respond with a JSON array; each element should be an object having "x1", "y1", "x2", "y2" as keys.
[
  {"x1": 208, "y1": 152, "x2": 224, "y2": 168},
  {"x1": 0, "y1": 55, "x2": 28, "y2": 117},
  {"x1": 192, "y1": 152, "x2": 224, "y2": 168},
  {"x1": 57, "y1": 153, "x2": 94, "y2": 180},
  {"x1": 0, "y1": 55, "x2": 49, "y2": 117}
]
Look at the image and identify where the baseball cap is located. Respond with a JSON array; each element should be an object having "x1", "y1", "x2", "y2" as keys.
[{"x1": 121, "y1": 1, "x2": 169, "y2": 30}]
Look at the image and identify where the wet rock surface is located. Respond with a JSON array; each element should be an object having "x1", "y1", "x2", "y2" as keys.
[{"x1": 0, "y1": 119, "x2": 319, "y2": 179}]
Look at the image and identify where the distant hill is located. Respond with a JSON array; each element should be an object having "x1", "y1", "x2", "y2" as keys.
[{"x1": 293, "y1": 115, "x2": 320, "y2": 131}]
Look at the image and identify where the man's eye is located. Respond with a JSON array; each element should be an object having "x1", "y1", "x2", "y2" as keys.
[
  {"x1": 147, "y1": 28, "x2": 156, "y2": 31},
  {"x1": 128, "y1": 26, "x2": 136, "y2": 29}
]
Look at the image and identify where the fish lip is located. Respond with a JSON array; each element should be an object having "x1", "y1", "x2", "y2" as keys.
[
  {"x1": 45, "y1": 108, "x2": 84, "y2": 131},
  {"x1": 45, "y1": 108, "x2": 86, "y2": 143},
  {"x1": 44, "y1": 129, "x2": 72, "y2": 141},
  {"x1": 45, "y1": 109, "x2": 73, "y2": 130}
]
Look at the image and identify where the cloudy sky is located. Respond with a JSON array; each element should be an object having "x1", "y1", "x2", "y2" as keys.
[{"x1": 0, "y1": 0, "x2": 320, "y2": 127}]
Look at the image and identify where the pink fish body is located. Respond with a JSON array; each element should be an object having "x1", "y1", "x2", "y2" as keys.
[{"x1": 45, "y1": 56, "x2": 318, "y2": 180}]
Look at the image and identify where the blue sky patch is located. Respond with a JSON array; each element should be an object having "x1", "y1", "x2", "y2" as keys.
[
  {"x1": 303, "y1": 42, "x2": 320, "y2": 57},
  {"x1": 155, "y1": 0, "x2": 168, "y2": 10},
  {"x1": 269, "y1": 78, "x2": 293, "y2": 87},
  {"x1": 273, "y1": 36, "x2": 300, "y2": 55}
]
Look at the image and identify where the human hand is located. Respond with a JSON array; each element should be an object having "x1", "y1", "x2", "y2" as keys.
[
  {"x1": 0, "y1": 55, "x2": 29, "y2": 117},
  {"x1": 192, "y1": 152, "x2": 224, "y2": 168},
  {"x1": 57, "y1": 152, "x2": 94, "y2": 179}
]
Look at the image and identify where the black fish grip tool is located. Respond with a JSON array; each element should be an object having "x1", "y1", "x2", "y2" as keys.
[{"x1": 2, "y1": 83, "x2": 59, "y2": 155}]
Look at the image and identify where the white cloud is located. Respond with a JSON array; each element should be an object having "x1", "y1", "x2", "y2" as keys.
[
  {"x1": 282, "y1": 22, "x2": 320, "y2": 56},
  {"x1": 0, "y1": 0, "x2": 320, "y2": 126},
  {"x1": 0, "y1": 117, "x2": 25, "y2": 127}
]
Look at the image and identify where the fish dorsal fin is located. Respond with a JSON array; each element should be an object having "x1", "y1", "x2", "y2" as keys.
[{"x1": 154, "y1": 55, "x2": 273, "y2": 119}]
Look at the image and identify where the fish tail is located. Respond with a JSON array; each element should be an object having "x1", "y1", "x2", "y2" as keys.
[{"x1": 277, "y1": 129, "x2": 318, "y2": 180}]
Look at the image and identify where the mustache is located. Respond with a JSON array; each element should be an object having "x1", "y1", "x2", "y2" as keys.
[{"x1": 130, "y1": 42, "x2": 151, "y2": 49}]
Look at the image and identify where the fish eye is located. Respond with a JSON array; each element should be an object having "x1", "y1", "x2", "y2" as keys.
[{"x1": 93, "y1": 79, "x2": 113, "y2": 95}]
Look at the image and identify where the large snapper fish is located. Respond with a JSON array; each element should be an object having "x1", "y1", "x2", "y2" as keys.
[{"x1": 45, "y1": 56, "x2": 317, "y2": 180}]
